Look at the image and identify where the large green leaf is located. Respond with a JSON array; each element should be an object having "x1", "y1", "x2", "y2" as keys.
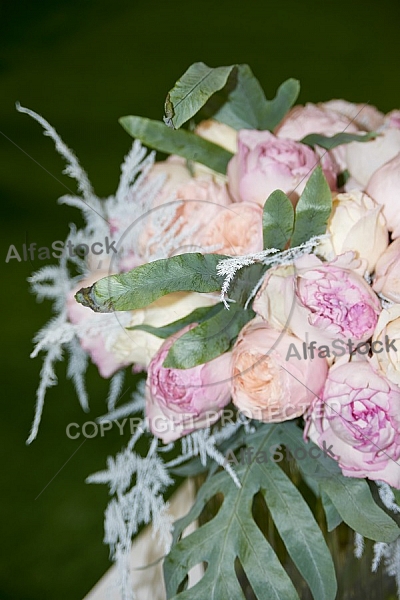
[
  {"x1": 127, "y1": 303, "x2": 224, "y2": 338},
  {"x1": 211, "y1": 71, "x2": 300, "y2": 131},
  {"x1": 164, "y1": 426, "x2": 301, "y2": 600},
  {"x1": 320, "y1": 491, "x2": 343, "y2": 532},
  {"x1": 278, "y1": 423, "x2": 400, "y2": 542},
  {"x1": 259, "y1": 78, "x2": 300, "y2": 131},
  {"x1": 164, "y1": 62, "x2": 234, "y2": 129},
  {"x1": 262, "y1": 189, "x2": 294, "y2": 250},
  {"x1": 301, "y1": 131, "x2": 377, "y2": 150},
  {"x1": 74, "y1": 253, "x2": 226, "y2": 313},
  {"x1": 211, "y1": 64, "x2": 272, "y2": 130},
  {"x1": 290, "y1": 166, "x2": 332, "y2": 248},
  {"x1": 260, "y1": 460, "x2": 337, "y2": 600},
  {"x1": 163, "y1": 304, "x2": 253, "y2": 369},
  {"x1": 119, "y1": 116, "x2": 233, "y2": 174}
]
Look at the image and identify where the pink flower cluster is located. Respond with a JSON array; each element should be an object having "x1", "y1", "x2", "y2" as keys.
[{"x1": 70, "y1": 99, "x2": 400, "y2": 488}]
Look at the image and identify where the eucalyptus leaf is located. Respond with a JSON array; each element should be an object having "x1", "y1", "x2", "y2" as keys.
[
  {"x1": 290, "y1": 166, "x2": 332, "y2": 248},
  {"x1": 164, "y1": 426, "x2": 301, "y2": 600},
  {"x1": 164, "y1": 62, "x2": 234, "y2": 129},
  {"x1": 262, "y1": 190, "x2": 294, "y2": 250},
  {"x1": 163, "y1": 303, "x2": 253, "y2": 369},
  {"x1": 75, "y1": 253, "x2": 226, "y2": 313},
  {"x1": 301, "y1": 131, "x2": 378, "y2": 150},
  {"x1": 127, "y1": 303, "x2": 224, "y2": 338},
  {"x1": 119, "y1": 116, "x2": 233, "y2": 174}
]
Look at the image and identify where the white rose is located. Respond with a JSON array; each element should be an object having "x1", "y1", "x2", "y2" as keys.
[
  {"x1": 346, "y1": 128, "x2": 400, "y2": 187},
  {"x1": 317, "y1": 190, "x2": 388, "y2": 271},
  {"x1": 370, "y1": 305, "x2": 400, "y2": 386}
]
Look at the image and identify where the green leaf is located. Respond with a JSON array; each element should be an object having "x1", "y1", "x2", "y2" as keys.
[
  {"x1": 262, "y1": 190, "x2": 294, "y2": 250},
  {"x1": 320, "y1": 478, "x2": 400, "y2": 542},
  {"x1": 277, "y1": 423, "x2": 400, "y2": 543},
  {"x1": 163, "y1": 304, "x2": 253, "y2": 369},
  {"x1": 259, "y1": 78, "x2": 301, "y2": 131},
  {"x1": 212, "y1": 71, "x2": 300, "y2": 131},
  {"x1": 301, "y1": 131, "x2": 378, "y2": 150},
  {"x1": 211, "y1": 64, "x2": 272, "y2": 130},
  {"x1": 164, "y1": 62, "x2": 234, "y2": 129},
  {"x1": 74, "y1": 253, "x2": 226, "y2": 313},
  {"x1": 320, "y1": 491, "x2": 343, "y2": 532},
  {"x1": 164, "y1": 426, "x2": 301, "y2": 600},
  {"x1": 290, "y1": 166, "x2": 332, "y2": 248},
  {"x1": 119, "y1": 116, "x2": 233, "y2": 174},
  {"x1": 127, "y1": 303, "x2": 224, "y2": 338},
  {"x1": 260, "y1": 460, "x2": 337, "y2": 600}
]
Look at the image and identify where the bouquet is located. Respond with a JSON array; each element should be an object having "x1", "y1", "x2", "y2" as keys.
[{"x1": 26, "y1": 62, "x2": 400, "y2": 599}]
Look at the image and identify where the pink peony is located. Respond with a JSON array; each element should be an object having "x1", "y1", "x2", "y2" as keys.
[
  {"x1": 306, "y1": 360, "x2": 400, "y2": 488},
  {"x1": 146, "y1": 326, "x2": 232, "y2": 443},
  {"x1": 253, "y1": 253, "x2": 381, "y2": 348},
  {"x1": 231, "y1": 318, "x2": 328, "y2": 422},
  {"x1": 366, "y1": 153, "x2": 400, "y2": 239},
  {"x1": 227, "y1": 130, "x2": 337, "y2": 207}
]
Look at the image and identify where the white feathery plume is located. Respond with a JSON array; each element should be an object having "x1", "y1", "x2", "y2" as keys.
[{"x1": 216, "y1": 234, "x2": 328, "y2": 308}]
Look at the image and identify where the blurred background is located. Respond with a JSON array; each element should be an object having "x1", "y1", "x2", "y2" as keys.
[{"x1": 1, "y1": 0, "x2": 399, "y2": 598}]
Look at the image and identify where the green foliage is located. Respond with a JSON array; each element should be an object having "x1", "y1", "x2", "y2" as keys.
[
  {"x1": 163, "y1": 62, "x2": 234, "y2": 129},
  {"x1": 163, "y1": 304, "x2": 254, "y2": 369},
  {"x1": 301, "y1": 131, "x2": 378, "y2": 150},
  {"x1": 127, "y1": 303, "x2": 224, "y2": 338},
  {"x1": 75, "y1": 253, "x2": 226, "y2": 312},
  {"x1": 164, "y1": 424, "x2": 336, "y2": 600},
  {"x1": 165, "y1": 422, "x2": 400, "y2": 600},
  {"x1": 119, "y1": 116, "x2": 233, "y2": 174},
  {"x1": 164, "y1": 63, "x2": 299, "y2": 132},
  {"x1": 277, "y1": 423, "x2": 400, "y2": 542},
  {"x1": 290, "y1": 166, "x2": 332, "y2": 248},
  {"x1": 262, "y1": 190, "x2": 294, "y2": 250}
]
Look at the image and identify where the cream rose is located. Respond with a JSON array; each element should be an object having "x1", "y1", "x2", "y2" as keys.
[
  {"x1": 373, "y1": 238, "x2": 400, "y2": 302},
  {"x1": 195, "y1": 119, "x2": 237, "y2": 153},
  {"x1": 370, "y1": 304, "x2": 400, "y2": 386},
  {"x1": 366, "y1": 153, "x2": 400, "y2": 239},
  {"x1": 346, "y1": 128, "x2": 400, "y2": 187},
  {"x1": 318, "y1": 190, "x2": 388, "y2": 272}
]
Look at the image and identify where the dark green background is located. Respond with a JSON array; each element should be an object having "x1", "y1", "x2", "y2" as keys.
[{"x1": 1, "y1": 0, "x2": 399, "y2": 598}]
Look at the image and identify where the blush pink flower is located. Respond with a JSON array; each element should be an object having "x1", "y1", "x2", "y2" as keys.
[
  {"x1": 253, "y1": 253, "x2": 381, "y2": 348},
  {"x1": 231, "y1": 318, "x2": 328, "y2": 422},
  {"x1": 275, "y1": 103, "x2": 359, "y2": 170},
  {"x1": 227, "y1": 130, "x2": 337, "y2": 207},
  {"x1": 196, "y1": 201, "x2": 263, "y2": 255},
  {"x1": 146, "y1": 326, "x2": 232, "y2": 443},
  {"x1": 140, "y1": 176, "x2": 233, "y2": 258},
  {"x1": 306, "y1": 360, "x2": 400, "y2": 488}
]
